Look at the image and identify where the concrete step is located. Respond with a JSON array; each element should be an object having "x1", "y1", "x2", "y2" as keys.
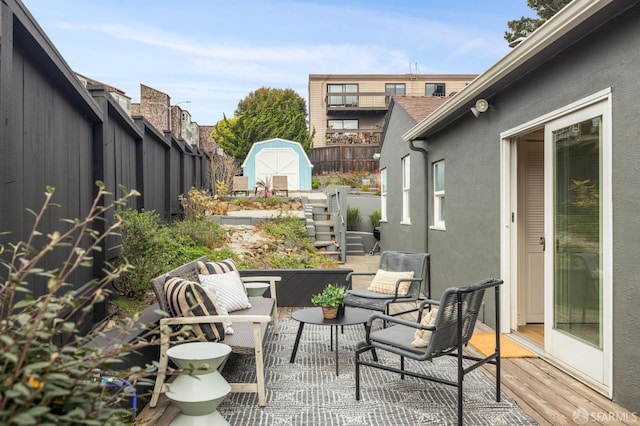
[
  {"x1": 315, "y1": 231, "x2": 334, "y2": 241},
  {"x1": 346, "y1": 242, "x2": 365, "y2": 256},
  {"x1": 308, "y1": 204, "x2": 329, "y2": 214},
  {"x1": 315, "y1": 240, "x2": 338, "y2": 252},
  {"x1": 312, "y1": 213, "x2": 331, "y2": 221}
]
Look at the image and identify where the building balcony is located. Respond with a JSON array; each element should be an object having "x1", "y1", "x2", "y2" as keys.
[
  {"x1": 325, "y1": 129, "x2": 382, "y2": 145},
  {"x1": 325, "y1": 92, "x2": 390, "y2": 114}
]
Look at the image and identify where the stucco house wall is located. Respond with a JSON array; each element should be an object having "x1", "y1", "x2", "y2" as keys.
[
  {"x1": 379, "y1": 103, "x2": 429, "y2": 254},
  {"x1": 404, "y1": 2, "x2": 639, "y2": 412}
]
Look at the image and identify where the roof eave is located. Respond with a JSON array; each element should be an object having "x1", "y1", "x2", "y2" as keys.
[{"x1": 402, "y1": 0, "x2": 614, "y2": 142}]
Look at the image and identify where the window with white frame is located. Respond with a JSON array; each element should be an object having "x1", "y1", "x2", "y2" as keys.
[
  {"x1": 380, "y1": 168, "x2": 387, "y2": 222},
  {"x1": 433, "y1": 160, "x2": 445, "y2": 228},
  {"x1": 402, "y1": 155, "x2": 410, "y2": 224}
]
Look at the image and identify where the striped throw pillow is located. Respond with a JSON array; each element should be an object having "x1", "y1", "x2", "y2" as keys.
[
  {"x1": 199, "y1": 271, "x2": 252, "y2": 312},
  {"x1": 164, "y1": 277, "x2": 225, "y2": 342},
  {"x1": 197, "y1": 259, "x2": 240, "y2": 277}
]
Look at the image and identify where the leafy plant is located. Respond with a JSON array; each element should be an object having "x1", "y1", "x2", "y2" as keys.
[
  {"x1": 310, "y1": 284, "x2": 345, "y2": 308},
  {"x1": 215, "y1": 180, "x2": 229, "y2": 198},
  {"x1": 0, "y1": 183, "x2": 157, "y2": 424},
  {"x1": 369, "y1": 208, "x2": 381, "y2": 229},
  {"x1": 171, "y1": 217, "x2": 226, "y2": 249},
  {"x1": 116, "y1": 209, "x2": 189, "y2": 298},
  {"x1": 179, "y1": 187, "x2": 227, "y2": 219},
  {"x1": 311, "y1": 177, "x2": 321, "y2": 189},
  {"x1": 255, "y1": 176, "x2": 275, "y2": 198},
  {"x1": 347, "y1": 206, "x2": 362, "y2": 231}
]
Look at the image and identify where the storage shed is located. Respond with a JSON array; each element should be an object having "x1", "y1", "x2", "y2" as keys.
[{"x1": 241, "y1": 138, "x2": 313, "y2": 191}]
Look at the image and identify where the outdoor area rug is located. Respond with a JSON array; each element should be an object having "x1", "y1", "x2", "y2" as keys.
[{"x1": 217, "y1": 320, "x2": 538, "y2": 425}]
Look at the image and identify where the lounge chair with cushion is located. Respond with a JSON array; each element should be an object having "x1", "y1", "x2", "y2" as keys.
[
  {"x1": 355, "y1": 277, "x2": 503, "y2": 426},
  {"x1": 343, "y1": 251, "x2": 431, "y2": 317}
]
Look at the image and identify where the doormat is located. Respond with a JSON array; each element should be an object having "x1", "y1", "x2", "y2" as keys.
[{"x1": 469, "y1": 333, "x2": 538, "y2": 358}]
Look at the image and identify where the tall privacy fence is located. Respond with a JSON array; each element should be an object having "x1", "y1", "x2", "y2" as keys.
[
  {"x1": 308, "y1": 145, "x2": 380, "y2": 175},
  {"x1": 0, "y1": 0, "x2": 210, "y2": 311}
]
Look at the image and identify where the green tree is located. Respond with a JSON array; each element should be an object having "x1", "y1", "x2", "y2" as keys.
[
  {"x1": 505, "y1": 0, "x2": 571, "y2": 43},
  {"x1": 212, "y1": 87, "x2": 315, "y2": 162}
]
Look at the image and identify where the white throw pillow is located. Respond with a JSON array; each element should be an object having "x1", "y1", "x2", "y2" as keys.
[
  {"x1": 367, "y1": 269, "x2": 415, "y2": 296},
  {"x1": 201, "y1": 286, "x2": 234, "y2": 335},
  {"x1": 411, "y1": 307, "x2": 439, "y2": 348},
  {"x1": 199, "y1": 271, "x2": 252, "y2": 312}
]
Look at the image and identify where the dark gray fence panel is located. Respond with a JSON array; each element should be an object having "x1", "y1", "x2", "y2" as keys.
[
  {"x1": 90, "y1": 88, "x2": 145, "y2": 260},
  {"x1": 1, "y1": 6, "x2": 103, "y2": 301},
  {"x1": 1, "y1": 0, "x2": 212, "y2": 314},
  {"x1": 135, "y1": 118, "x2": 171, "y2": 219},
  {"x1": 169, "y1": 138, "x2": 185, "y2": 218}
]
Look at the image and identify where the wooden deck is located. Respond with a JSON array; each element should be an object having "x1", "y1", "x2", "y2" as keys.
[{"x1": 137, "y1": 305, "x2": 636, "y2": 425}]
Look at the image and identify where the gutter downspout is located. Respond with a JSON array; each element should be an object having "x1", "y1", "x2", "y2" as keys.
[{"x1": 409, "y1": 139, "x2": 429, "y2": 253}]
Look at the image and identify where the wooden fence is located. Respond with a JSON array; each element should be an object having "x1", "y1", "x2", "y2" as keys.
[
  {"x1": 0, "y1": 0, "x2": 210, "y2": 320},
  {"x1": 308, "y1": 145, "x2": 380, "y2": 175}
]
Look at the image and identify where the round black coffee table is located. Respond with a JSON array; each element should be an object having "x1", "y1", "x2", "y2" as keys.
[{"x1": 289, "y1": 306, "x2": 372, "y2": 376}]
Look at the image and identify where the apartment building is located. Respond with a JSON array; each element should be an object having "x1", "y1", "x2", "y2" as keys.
[{"x1": 308, "y1": 74, "x2": 478, "y2": 149}]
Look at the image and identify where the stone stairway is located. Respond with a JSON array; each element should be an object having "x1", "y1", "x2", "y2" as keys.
[{"x1": 303, "y1": 198, "x2": 341, "y2": 261}]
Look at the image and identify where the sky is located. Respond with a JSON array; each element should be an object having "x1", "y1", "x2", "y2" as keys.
[{"x1": 22, "y1": 0, "x2": 534, "y2": 126}]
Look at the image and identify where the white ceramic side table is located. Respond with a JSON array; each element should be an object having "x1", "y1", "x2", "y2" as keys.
[
  {"x1": 166, "y1": 341, "x2": 232, "y2": 425},
  {"x1": 244, "y1": 282, "x2": 270, "y2": 297}
]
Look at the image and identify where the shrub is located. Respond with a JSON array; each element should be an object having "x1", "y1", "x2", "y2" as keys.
[
  {"x1": 369, "y1": 208, "x2": 382, "y2": 229},
  {"x1": 347, "y1": 206, "x2": 362, "y2": 231},
  {"x1": 171, "y1": 217, "x2": 226, "y2": 249},
  {"x1": 311, "y1": 177, "x2": 321, "y2": 189},
  {"x1": 0, "y1": 183, "x2": 156, "y2": 424},
  {"x1": 116, "y1": 209, "x2": 189, "y2": 298},
  {"x1": 179, "y1": 187, "x2": 226, "y2": 219},
  {"x1": 259, "y1": 214, "x2": 308, "y2": 243},
  {"x1": 360, "y1": 184, "x2": 370, "y2": 192}
]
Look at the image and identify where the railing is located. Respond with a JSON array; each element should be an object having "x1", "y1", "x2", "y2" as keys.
[
  {"x1": 326, "y1": 92, "x2": 390, "y2": 110},
  {"x1": 325, "y1": 129, "x2": 382, "y2": 145}
]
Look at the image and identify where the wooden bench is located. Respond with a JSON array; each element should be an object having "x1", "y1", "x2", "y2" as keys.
[
  {"x1": 149, "y1": 256, "x2": 281, "y2": 408},
  {"x1": 231, "y1": 176, "x2": 251, "y2": 196},
  {"x1": 272, "y1": 175, "x2": 288, "y2": 197}
]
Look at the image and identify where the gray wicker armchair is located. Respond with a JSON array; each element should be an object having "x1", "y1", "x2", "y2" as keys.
[
  {"x1": 355, "y1": 277, "x2": 503, "y2": 426},
  {"x1": 343, "y1": 251, "x2": 431, "y2": 317}
]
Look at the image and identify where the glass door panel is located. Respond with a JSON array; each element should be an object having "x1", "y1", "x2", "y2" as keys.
[{"x1": 553, "y1": 116, "x2": 602, "y2": 348}]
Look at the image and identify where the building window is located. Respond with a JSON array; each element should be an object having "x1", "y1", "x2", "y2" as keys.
[
  {"x1": 402, "y1": 155, "x2": 410, "y2": 224},
  {"x1": 327, "y1": 119, "x2": 359, "y2": 144},
  {"x1": 385, "y1": 83, "x2": 405, "y2": 95},
  {"x1": 327, "y1": 84, "x2": 358, "y2": 107},
  {"x1": 433, "y1": 160, "x2": 445, "y2": 228},
  {"x1": 426, "y1": 83, "x2": 446, "y2": 97},
  {"x1": 381, "y1": 168, "x2": 387, "y2": 222},
  {"x1": 327, "y1": 119, "x2": 358, "y2": 130}
]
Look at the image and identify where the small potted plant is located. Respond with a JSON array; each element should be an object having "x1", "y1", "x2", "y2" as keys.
[{"x1": 311, "y1": 284, "x2": 345, "y2": 319}]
